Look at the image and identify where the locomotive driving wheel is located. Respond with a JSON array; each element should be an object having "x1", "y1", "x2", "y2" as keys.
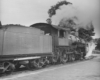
[
  {"x1": 80, "y1": 52, "x2": 84, "y2": 60},
  {"x1": 68, "y1": 54, "x2": 72, "y2": 61},
  {"x1": 71, "y1": 54, "x2": 75, "y2": 61},
  {"x1": 60, "y1": 51, "x2": 68, "y2": 64},
  {"x1": 52, "y1": 50, "x2": 60, "y2": 64}
]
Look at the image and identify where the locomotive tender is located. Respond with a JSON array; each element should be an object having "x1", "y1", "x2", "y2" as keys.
[{"x1": 0, "y1": 23, "x2": 86, "y2": 73}]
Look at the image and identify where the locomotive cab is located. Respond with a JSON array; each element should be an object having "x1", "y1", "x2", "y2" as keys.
[{"x1": 31, "y1": 23, "x2": 71, "y2": 49}]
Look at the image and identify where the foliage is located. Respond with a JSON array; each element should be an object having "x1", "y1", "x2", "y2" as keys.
[
  {"x1": 95, "y1": 38, "x2": 100, "y2": 50},
  {"x1": 78, "y1": 22, "x2": 95, "y2": 42},
  {"x1": 0, "y1": 21, "x2": 2, "y2": 28}
]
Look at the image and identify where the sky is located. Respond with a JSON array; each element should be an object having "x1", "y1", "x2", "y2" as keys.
[{"x1": 0, "y1": 0, "x2": 100, "y2": 38}]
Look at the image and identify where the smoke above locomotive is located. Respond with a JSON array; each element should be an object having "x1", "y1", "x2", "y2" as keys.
[
  {"x1": 47, "y1": 0, "x2": 95, "y2": 30},
  {"x1": 46, "y1": 0, "x2": 96, "y2": 57}
]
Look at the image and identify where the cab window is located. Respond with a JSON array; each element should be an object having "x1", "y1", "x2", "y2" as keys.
[{"x1": 59, "y1": 30, "x2": 65, "y2": 38}]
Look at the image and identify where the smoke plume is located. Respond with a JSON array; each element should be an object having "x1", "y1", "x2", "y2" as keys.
[
  {"x1": 48, "y1": 0, "x2": 97, "y2": 30},
  {"x1": 48, "y1": 0, "x2": 72, "y2": 18}
]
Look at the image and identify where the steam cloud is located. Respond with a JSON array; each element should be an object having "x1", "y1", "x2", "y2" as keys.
[
  {"x1": 85, "y1": 40, "x2": 96, "y2": 58},
  {"x1": 48, "y1": 0, "x2": 97, "y2": 57}
]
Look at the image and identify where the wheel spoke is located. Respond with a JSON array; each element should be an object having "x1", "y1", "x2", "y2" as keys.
[{"x1": 4, "y1": 62, "x2": 15, "y2": 74}]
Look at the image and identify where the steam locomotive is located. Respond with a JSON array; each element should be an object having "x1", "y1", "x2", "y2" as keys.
[{"x1": 0, "y1": 23, "x2": 86, "y2": 73}]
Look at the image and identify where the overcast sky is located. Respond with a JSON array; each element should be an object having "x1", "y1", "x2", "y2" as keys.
[{"x1": 1, "y1": 0, "x2": 100, "y2": 38}]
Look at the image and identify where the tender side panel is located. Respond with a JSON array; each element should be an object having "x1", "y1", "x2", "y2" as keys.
[
  {"x1": 3, "y1": 29, "x2": 52, "y2": 55},
  {"x1": 0, "y1": 29, "x2": 3, "y2": 55},
  {"x1": 6, "y1": 25, "x2": 44, "y2": 35},
  {"x1": 40, "y1": 35, "x2": 52, "y2": 53}
]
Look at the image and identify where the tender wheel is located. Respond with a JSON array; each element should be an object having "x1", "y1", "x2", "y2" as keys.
[
  {"x1": 29, "y1": 58, "x2": 46, "y2": 69},
  {"x1": 60, "y1": 51, "x2": 68, "y2": 64},
  {"x1": 43, "y1": 57, "x2": 50, "y2": 66},
  {"x1": 3, "y1": 62, "x2": 15, "y2": 74},
  {"x1": 31, "y1": 58, "x2": 44, "y2": 69},
  {"x1": 15, "y1": 63, "x2": 21, "y2": 70},
  {"x1": 28, "y1": 60, "x2": 35, "y2": 69}
]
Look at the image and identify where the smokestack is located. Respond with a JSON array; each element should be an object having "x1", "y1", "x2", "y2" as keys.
[{"x1": 46, "y1": 18, "x2": 52, "y2": 24}]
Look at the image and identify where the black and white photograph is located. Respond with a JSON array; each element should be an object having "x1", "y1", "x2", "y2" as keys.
[{"x1": 0, "y1": 0, "x2": 100, "y2": 80}]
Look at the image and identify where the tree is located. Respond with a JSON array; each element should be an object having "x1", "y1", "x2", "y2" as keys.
[
  {"x1": 78, "y1": 22, "x2": 95, "y2": 42},
  {"x1": 95, "y1": 38, "x2": 100, "y2": 50},
  {"x1": 0, "y1": 21, "x2": 2, "y2": 28}
]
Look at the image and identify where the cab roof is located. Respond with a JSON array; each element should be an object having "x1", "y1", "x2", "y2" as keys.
[{"x1": 30, "y1": 23, "x2": 70, "y2": 31}]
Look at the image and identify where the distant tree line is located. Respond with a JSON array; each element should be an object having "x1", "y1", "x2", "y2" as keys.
[
  {"x1": 78, "y1": 24, "x2": 95, "y2": 42},
  {"x1": 0, "y1": 21, "x2": 2, "y2": 28},
  {"x1": 95, "y1": 38, "x2": 100, "y2": 50}
]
